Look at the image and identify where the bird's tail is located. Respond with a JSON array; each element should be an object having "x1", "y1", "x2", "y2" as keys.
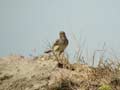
[{"x1": 44, "y1": 50, "x2": 52, "y2": 53}]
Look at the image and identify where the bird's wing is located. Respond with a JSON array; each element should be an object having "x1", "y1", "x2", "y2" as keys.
[
  {"x1": 44, "y1": 39, "x2": 60, "y2": 53},
  {"x1": 53, "y1": 39, "x2": 60, "y2": 46},
  {"x1": 52, "y1": 39, "x2": 60, "y2": 51}
]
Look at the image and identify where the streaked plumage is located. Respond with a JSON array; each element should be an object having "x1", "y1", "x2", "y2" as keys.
[{"x1": 44, "y1": 31, "x2": 68, "y2": 55}]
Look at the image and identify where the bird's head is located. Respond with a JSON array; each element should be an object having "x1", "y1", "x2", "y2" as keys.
[{"x1": 59, "y1": 31, "x2": 66, "y2": 40}]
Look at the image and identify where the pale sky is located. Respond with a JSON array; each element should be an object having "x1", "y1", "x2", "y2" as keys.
[{"x1": 0, "y1": 0, "x2": 120, "y2": 64}]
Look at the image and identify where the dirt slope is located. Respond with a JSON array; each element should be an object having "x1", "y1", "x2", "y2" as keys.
[{"x1": 0, "y1": 55, "x2": 119, "y2": 90}]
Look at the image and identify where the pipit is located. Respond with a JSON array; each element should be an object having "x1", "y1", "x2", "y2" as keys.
[{"x1": 45, "y1": 31, "x2": 69, "y2": 55}]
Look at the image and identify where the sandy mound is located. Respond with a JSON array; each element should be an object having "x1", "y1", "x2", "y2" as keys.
[{"x1": 0, "y1": 55, "x2": 119, "y2": 90}]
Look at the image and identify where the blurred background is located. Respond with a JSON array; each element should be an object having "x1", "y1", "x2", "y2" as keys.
[{"x1": 0, "y1": 0, "x2": 120, "y2": 64}]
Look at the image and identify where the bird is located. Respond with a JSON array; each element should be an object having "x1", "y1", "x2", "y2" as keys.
[{"x1": 44, "y1": 31, "x2": 69, "y2": 55}]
